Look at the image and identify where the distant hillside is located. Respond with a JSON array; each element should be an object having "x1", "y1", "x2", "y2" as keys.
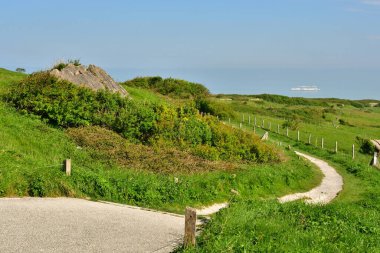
[
  {"x1": 122, "y1": 76, "x2": 210, "y2": 99},
  {"x1": 0, "y1": 68, "x2": 26, "y2": 94}
]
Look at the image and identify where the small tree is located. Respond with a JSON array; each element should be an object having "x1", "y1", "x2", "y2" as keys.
[{"x1": 15, "y1": 68, "x2": 26, "y2": 73}]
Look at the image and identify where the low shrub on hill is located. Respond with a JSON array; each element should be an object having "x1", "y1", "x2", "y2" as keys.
[
  {"x1": 122, "y1": 76, "x2": 210, "y2": 99},
  {"x1": 195, "y1": 98, "x2": 237, "y2": 120},
  {"x1": 5, "y1": 72, "x2": 280, "y2": 164}
]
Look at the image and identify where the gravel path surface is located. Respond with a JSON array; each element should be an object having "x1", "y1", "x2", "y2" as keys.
[
  {"x1": 278, "y1": 151, "x2": 343, "y2": 204},
  {"x1": 0, "y1": 198, "x2": 184, "y2": 253}
]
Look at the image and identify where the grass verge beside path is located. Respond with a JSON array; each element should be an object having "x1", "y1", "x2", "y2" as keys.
[
  {"x1": 178, "y1": 126, "x2": 380, "y2": 252},
  {"x1": 0, "y1": 102, "x2": 322, "y2": 213}
]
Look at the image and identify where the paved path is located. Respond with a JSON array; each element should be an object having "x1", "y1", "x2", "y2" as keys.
[
  {"x1": 278, "y1": 151, "x2": 344, "y2": 204},
  {"x1": 0, "y1": 198, "x2": 184, "y2": 253}
]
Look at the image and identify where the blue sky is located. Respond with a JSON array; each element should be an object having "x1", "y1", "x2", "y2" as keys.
[{"x1": 1, "y1": 0, "x2": 380, "y2": 99}]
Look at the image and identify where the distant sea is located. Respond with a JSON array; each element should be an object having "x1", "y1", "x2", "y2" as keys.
[
  {"x1": 20, "y1": 66, "x2": 380, "y2": 100},
  {"x1": 106, "y1": 67, "x2": 379, "y2": 100}
]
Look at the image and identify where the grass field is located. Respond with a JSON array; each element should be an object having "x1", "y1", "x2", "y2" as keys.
[
  {"x1": 0, "y1": 68, "x2": 321, "y2": 214},
  {"x1": 178, "y1": 95, "x2": 380, "y2": 252},
  {"x1": 2, "y1": 68, "x2": 380, "y2": 251}
]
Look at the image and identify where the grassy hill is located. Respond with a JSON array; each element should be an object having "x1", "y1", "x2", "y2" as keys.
[
  {"x1": 0, "y1": 68, "x2": 320, "y2": 214},
  {"x1": 1, "y1": 68, "x2": 379, "y2": 250}
]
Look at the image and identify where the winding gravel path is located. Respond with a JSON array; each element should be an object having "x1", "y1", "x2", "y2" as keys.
[
  {"x1": 0, "y1": 198, "x2": 184, "y2": 253},
  {"x1": 278, "y1": 151, "x2": 343, "y2": 204}
]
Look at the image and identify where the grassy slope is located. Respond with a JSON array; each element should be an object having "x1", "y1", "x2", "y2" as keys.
[
  {"x1": 179, "y1": 96, "x2": 380, "y2": 252},
  {"x1": 0, "y1": 69, "x2": 321, "y2": 214}
]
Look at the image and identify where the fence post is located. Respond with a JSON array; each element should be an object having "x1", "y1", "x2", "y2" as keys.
[
  {"x1": 277, "y1": 124, "x2": 280, "y2": 134},
  {"x1": 64, "y1": 159, "x2": 71, "y2": 176},
  {"x1": 184, "y1": 207, "x2": 197, "y2": 248},
  {"x1": 352, "y1": 144, "x2": 355, "y2": 159},
  {"x1": 321, "y1": 138, "x2": 324, "y2": 149},
  {"x1": 297, "y1": 130, "x2": 300, "y2": 141},
  {"x1": 335, "y1": 141, "x2": 338, "y2": 153},
  {"x1": 286, "y1": 128, "x2": 289, "y2": 137},
  {"x1": 308, "y1": 134, "x2": 311, "y2": 144},
  {"x1": 372, "y1": 152, "x2": 378, "y2": 166}
]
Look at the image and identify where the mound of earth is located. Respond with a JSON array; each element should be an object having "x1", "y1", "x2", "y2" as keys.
[{"x1": 50, "y1": 64, "x2": 128, "y2": 96}]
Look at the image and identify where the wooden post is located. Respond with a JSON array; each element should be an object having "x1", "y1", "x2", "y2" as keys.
[
  {"x1": 286, "y1": 128, "x2": 289, "y2": 137},
  {"x1": 64, "y1": 159, "x2": 71, "y2": 176},
  {"x1": 184, "y1": 207, "x2": 197, "y2": 247},
  {"x1": 277, "y1": 124, "x2": 280, "y2": 134},
  {"x1": 352, "y1": 144, "x2": 355, "y2": 159},
  {"x1": 321, "y1": 138, "x2": 324, "y2": 149},
  {"x1": 308, "y1": 134, "x2": 311, "y2": 144},
  {"x1": 297, "y1": 130, "x2": 300, "y2": 141},
  {"x1": 373, "y1": 152, "x2": 378, "y2": 166},
  {"x1": 335, "y1": 141, "x2": 338, "y2": 153}
]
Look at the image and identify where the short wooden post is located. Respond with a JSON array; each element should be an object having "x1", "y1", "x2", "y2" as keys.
[
  {"x1": 321, "y1": 138, "x2": 324, "y2": 149},
  {"x1": 308, "y1": 134, "x2": 311, "y2": 144},
  {"x1": 335, "y1": 141, "x2": 338, "y2": 153},
  {"x1": 352, "y1": 144, "x2": 355, "y2": 159},
  {"x1": 372, "y1": 152, "x2": 378, "y2": 166},
  {"x1": 184, "y1": 207, "x2": 197, "y2": 247},
  {"x1": 64, "y1": 159, "x2": 71, "y2": 176},
  {"x1": 277, "y1": 124, "x2": 280, "y2": 134},
  {"x1": 297, "y1": 130, "x2": 300, "y2": 141},
  {"x1": 286, "y1": 128, "x2": 289, "y2": 137}
]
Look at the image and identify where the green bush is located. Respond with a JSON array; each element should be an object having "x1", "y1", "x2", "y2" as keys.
[
  {"x1": 5, "y1": 72, "x2": 280, "y2": 163},
  {"x1": 122, "y1": 76, "x2": 210, "y2": 99},
  {"x1": 356, "y1": 137, "x2": 376, "y2": 155},
  {"x1": 195, "y1": 98, "x2": 237, "y2": 120}
]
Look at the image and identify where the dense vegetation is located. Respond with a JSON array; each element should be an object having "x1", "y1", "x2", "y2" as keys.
[
  {"x1": 5, "y1": 72, "x2": 279, "y2": 163},
  {"x1": 0, "y1": 67, "x2": 318, "y2": 213},
  {"x1": 122, "y1": 76, "x2": 210, "y2": 99},
  {"x1": 2, "y1": 67, "x2": 380, "y2": 251}
]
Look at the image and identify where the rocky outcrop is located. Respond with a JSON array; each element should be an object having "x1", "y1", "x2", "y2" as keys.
[{"x1": 50, "y1": 64, "x2": 128, "y2": 97}]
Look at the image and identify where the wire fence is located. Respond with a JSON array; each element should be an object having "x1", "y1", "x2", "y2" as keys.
[{"x1": 221, "y1": 114, "x2": 378, "y2": 162}]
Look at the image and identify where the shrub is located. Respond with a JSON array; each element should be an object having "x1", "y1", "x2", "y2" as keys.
[
  {"x1": 356, "y1": 137, "x2": 376, "y2": 155},
  {"x1": 5, "y1": 72, "x2": 280, "y2": 164},
  {"x1": 122, "y1": 76, "x2": 210, "y2": 99}
]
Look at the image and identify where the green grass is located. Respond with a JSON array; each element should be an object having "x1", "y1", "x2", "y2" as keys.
[
  {"x1": 178, "y1": 96, "x2": 380, "y2": 252},
  {"x1": 0, "y1": 68, "x2": 322, "y2": 213}
]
